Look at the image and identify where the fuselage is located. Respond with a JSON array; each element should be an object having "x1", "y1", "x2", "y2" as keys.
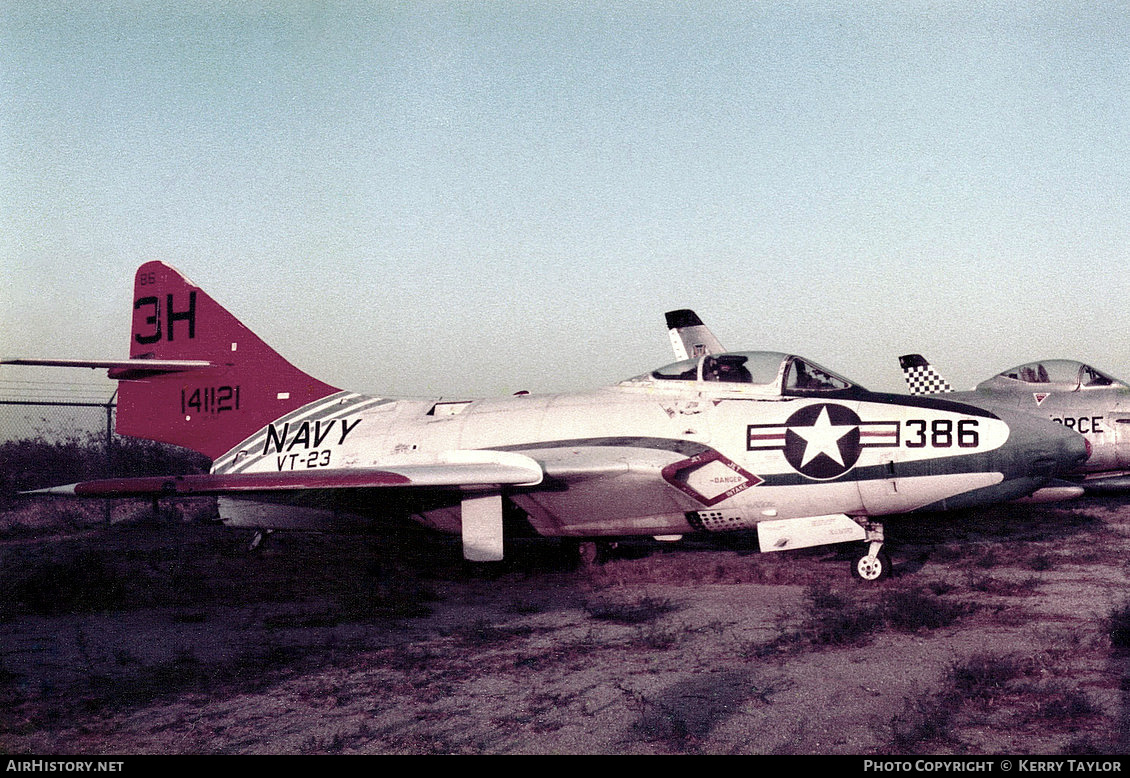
[{"x1": 211, "y1": 352, "x2": 1088, "y2": 539}]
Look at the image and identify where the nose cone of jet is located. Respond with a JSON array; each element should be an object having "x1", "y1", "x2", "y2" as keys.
[
  {"x1": 996, "y1": 409, "x2": 1089, "y2": 481},
  {"x1": 907, "y1": 403, "x2": 1090, "y2": 514}
]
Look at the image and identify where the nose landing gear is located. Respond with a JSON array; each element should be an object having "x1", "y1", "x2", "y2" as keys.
[{"x1": 852, "y1": 540, "x2": 891, "y2": 581}]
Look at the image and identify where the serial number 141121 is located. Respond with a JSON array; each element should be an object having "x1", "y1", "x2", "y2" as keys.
[{"x1": 181, "y1": 386, "x2": 241, "y2": 416}]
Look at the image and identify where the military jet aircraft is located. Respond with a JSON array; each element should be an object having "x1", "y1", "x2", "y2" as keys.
[
  {"x1": 900, "y1": 354, "x2": 1130, "y2": 493},
  {"x1": 3, "y1": 265, "x2": 1087, "y2": 581}
]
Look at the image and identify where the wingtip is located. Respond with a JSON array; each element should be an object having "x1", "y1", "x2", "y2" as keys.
[{"x1": 20, "y1": 484, "x2": 79, "y2": 496}]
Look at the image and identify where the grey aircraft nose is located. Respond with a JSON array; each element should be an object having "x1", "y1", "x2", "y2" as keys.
[
  {"x1": 919, "y1": 406, "x2": 1091, "y2": 513},
  {"x1": 994, "y1": 408, "x2": 1089, "y2": 482}
]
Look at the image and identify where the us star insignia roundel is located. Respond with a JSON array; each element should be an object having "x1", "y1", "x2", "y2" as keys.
[{"x1": 747, "y1": 403, "x2": 900, "y2": 480}]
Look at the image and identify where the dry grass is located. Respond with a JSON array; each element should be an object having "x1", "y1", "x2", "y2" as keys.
[{"x1": 2, "y1": 494, "x2": 1130, "y2": 754}]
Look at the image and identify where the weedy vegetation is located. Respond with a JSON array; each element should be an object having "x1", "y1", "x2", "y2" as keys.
[
  {"x1": 1107, "y1": 600, "x2": 1130, "y2": 650},
  {"x1": 755, "y1": 583, "x2": 972, "y2": 654},
  {"x1": 584, "y1": 595, "x2": 678, "y2": 625},
  {"x1": 888, "y1": 651, "x2": 1104, "y2": 754},
  {"x1": 2, "y1": 430, "x2": 1130, "y2": 755}
]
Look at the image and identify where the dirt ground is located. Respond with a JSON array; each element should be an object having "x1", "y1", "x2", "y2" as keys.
[{"x1": 2, "y1": 495, "x2": 1130, "y2": 755}]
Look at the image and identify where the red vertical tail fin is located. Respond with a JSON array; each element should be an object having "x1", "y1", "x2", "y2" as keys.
[{"x1": 115, "y1": 262, "x2": 340, "y2": 459}]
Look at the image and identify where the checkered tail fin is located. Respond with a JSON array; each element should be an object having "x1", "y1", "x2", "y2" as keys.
[{"x1": 899, "y1": 354, "x2": 954, "y2": 396}]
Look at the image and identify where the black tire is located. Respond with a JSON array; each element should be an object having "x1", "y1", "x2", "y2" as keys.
[{"x1": 576, "y1": 541, "x2": 604, "y2": 567}]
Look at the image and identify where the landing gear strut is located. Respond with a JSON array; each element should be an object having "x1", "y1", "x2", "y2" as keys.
[
  {"x1": 249, "y1": 529, "x2": 274, "y2": 552},
  {"x1": 850, "y1": 521, "x2": 891, "y2": 581}
]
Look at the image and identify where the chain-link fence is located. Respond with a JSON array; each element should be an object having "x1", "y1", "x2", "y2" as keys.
[
  {"x1": 0, "y1": 369, "x2": 118, "y2": 441},
  {"x1": 0, "y1": 397, "x2": 115, "y2": 442},
  {"x1": 0, "y1": 398, "x2": 209, "y2": 506},
  {"x1": 0, "y1": 396, "x2": 116, "y2": 481},
  {"x1": 0, "y1": 366, "x2": 208, "y2": 536},
  {"x1": 0, "y1": 399, "x2": 118, "y2": 523}
]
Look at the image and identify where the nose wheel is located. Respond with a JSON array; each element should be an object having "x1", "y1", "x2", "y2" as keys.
[
  {"x1": 249, "y1": 529, "x2": 274, "y2": 552},
  {"x1": 575, "y1": 540, "x2": 618, "y2": 567},
  {"x1": 852, "y1": 541, "x2": 891, "y2": 581}
]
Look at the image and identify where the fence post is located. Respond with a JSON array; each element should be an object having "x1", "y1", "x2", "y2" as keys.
[{"x1": 104, "y1": 392, "x2": 116, "y2": 525}]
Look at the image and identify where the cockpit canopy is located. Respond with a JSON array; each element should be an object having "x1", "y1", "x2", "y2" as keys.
[
  {"x1": 978, "y1": 360, "x2": 1128, "y2": 392},
  {"x1": 626, "y1": 351, "x2": 859, "y2": 397}
]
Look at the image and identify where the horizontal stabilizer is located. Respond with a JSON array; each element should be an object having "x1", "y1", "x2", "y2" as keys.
[
  {"x1": 25, "y1": 450, "x2": 544, "y2": 498},
  {"x1": 2, "y1": 358, "x2": 213, "y2": 377}
]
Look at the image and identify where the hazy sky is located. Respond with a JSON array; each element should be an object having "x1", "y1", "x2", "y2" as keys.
[{"x1": 3, "y1": 1, "x2": 1130, "y2": 405}]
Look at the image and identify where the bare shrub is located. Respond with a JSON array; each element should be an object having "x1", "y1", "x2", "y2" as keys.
[
  {"x1": 889, "y1": 687, "x2": 957, "y2": 753},
  {"x1": 629, "y1": 624, "x2": 682, "y2": 650},
  {"x1": 800, "y1": 586, "x2": 884, "y2": 647},
  {"x1": 881, "y1": 587, "x2": 970, "y2": 631},
  {"x1": 772, "y1": 584, "x2": 972, "y2": 652},
  {"x1": 1108, "y1": 601, "x2": 1130, "y2": 650},
  {"x1": 946, "y1": 653, "x2": 1030, "y2": 700},
  {"x1": 888, "y1": 659, "x2": 1102, "y2": 754},
  {"x1": 965, "y1": 571, "x2": 1042, "y2": 596},
  {"x1": 1029, "y1": 686, "x2": 1101, "y2": 723}
]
